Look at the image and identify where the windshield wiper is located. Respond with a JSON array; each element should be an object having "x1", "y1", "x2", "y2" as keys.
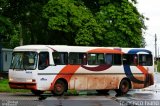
[
  {"x1": 13, "y1": 59, "x2": 19, "y2": 70},
  {"x1": 23, "y1": 64, "x2": 26, "y2": 71}
]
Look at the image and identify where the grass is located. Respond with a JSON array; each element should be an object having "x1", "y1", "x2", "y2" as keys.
[
  {"x1": 0, "y1": 78, "x2": 30, "y2": 93},
  {"x1": 67, "y1": 89, "x2": 78, "y2": 96}
]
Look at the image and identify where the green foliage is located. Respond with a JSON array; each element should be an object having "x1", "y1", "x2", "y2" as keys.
[
  {"x1": 43, "y1": 0, "x2": 96, "y2": 45},
  {"x1": 0, "y1": 0, "x2": 147, "y2": 48},
  {"x1": 95, "y1": 0, "x2": 145, "y2": 47},
  {"x1": 43, "y1": 0, "x2": 146, "y2": 47},
  {"x1": 75, "y1": 18, "x2": 104, "y2": 46},
  {"x1": 1, "y1": 0, "x2": 49, "y2": 48},
  {"x1": 0, "y1": 16, "x2": 13, "y2": 47},
  {"x1": 67, "y1": 89, "x2": 78, "y2": 95},
  {"x1": 9, "y1": 27, "x2": 20, "y2": 48}
]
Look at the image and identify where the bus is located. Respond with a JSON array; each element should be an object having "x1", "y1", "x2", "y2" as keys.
[{"x1": 9, "y1": 45, "x2": 154, "y2": 96}]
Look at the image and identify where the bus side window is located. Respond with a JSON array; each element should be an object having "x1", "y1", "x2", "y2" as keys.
[
  {"x1": 123, "y1": 54, "x2": 138, "y2": 66},
  {"x1": 88, "y1": 53, "x2": 105, "y2": 65},
  {"x1": 113, "y1": 54, "x2": 122, "y2": 65},
  {"x1": 38, "y1": 52, "x2": 49, "y2": 70},
  {"x1": 139, "y1": 54, "x2": 153, "y2": 66},
  {"x1": 88, "y1": 54, "x2": 96, "y2": 65},
  {"x1": 53, "y1": 52, "x2": 68, "y2": 65},
  {"x1": 97, "y1": 54, "x2": 105, "y2": 64},
  {"x1": 69, "y1": 53, "x2": 87, "y2": 65},
  {"x1": 105, "y1": 54, "x2": 113, "y2": 65}
]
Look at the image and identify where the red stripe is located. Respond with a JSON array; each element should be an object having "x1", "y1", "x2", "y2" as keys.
[
  {"x1": 88, "y1": 48, "x2": 124, "y2": 54},
  {"x1": 137, "y1": 65, "x2": 148, "y2": 75}
]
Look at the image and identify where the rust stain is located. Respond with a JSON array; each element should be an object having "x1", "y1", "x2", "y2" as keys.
[
  {"x1": 87, "y1": 75, "x2": 106, "y2": 90},
  {"x1": 69, "y1": 74, "x2": 121, "y2": 90},
  {"x1": 69, "y1": 75, "x2": 87, "y2": 90}
]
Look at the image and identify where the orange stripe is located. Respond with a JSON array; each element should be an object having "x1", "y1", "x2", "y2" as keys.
[
  {"x1": 137, "y1": 65, "x2": 148, "y2": 75},
  {"x1": 88, "y1": 48, "x2": 123, "y2": 54},
  {"x1": 49, "y1": 65, "x2": 80, "y2": 90}
]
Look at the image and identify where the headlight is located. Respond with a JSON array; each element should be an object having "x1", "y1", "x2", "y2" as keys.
[
  {"x1": 9, "y1": 78, "x2": 13, "y2": 81},
  {"x1": 26, "y1": 79, "x2": 32, "y2": 82},
  {"x1": 26, "y1": 79, "x2": 36, "y2": 82}
]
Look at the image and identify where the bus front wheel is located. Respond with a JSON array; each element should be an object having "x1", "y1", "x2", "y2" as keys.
[
  {"x1": 31, "y1": 90, "x2": 44, "y2": 96},
  {"x1": 115, "y1": 79, "x2": 130, "y2": 95},
  {"x1": 52, "y1": 80, "x2": 66, "y2": 96}
]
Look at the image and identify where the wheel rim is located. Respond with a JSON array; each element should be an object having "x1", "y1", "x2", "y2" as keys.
[
  {"x1": 56, "y1": 84, "x2": 63, "y2": 92},
  {"x1": 54, "y1": 83, "x2": 64, "y2": 94},
  {"x1": 121, "y1": 81, "x2": 129, "y2": 93}
]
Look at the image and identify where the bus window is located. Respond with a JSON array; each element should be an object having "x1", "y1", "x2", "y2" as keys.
[
  {"x1": 123, "y1": 54, "x2": 138, "y2": 66},
  {"x1": 139, "y1": 54, "x2": 153, "y2": 66},
  {"x1": 53, "y1": 52, "x2": 68, "y2": 65},
  {"x1": 10, "y1": 52, "x2": 38, "y2": 70},
  {"x1": 38, "y1": 52, "x2": 49, "y2": 70},
  {"x1": 105, "y1": 54, "x2": 113, "y2": 65},
  {"x1": 69, "y1": 53, "x2": 87, "y2": 65},
  {"x1": 113, "y1": 54, "x2": 122, "y2": 65},
  {"x1": 88, "y1": 53, "x2": 105, "y2": 65},
  {"x1": 98, "y1": 54, "x2": 105, "y2": 64}
]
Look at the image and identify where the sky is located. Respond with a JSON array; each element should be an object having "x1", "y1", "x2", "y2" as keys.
[{"x1": 136, "y1": 0, "x2": 160, "y2": 57}]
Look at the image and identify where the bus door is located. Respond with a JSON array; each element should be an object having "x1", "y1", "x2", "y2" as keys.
[{"x1": 37, "y1": 52, "x2": 51, "y2": 90}]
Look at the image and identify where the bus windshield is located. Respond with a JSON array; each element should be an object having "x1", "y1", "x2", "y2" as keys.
[{"x1": 10, "y1": 52, "x2": 38, "y2": 70}]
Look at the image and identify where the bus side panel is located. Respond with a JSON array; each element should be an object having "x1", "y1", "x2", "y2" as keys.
[
  {"x1": 132, "y1": 73, "x2": 154, "y2": 89},
  {"x1": 68, "y1": 66, "x2": 125, "y2": 90},
  {"x1": 131, "y1": 74, "x2": 145, "y2": 89},
  {"x1": 69, "y1": 74, "x2": 128, "y2": 90},
  {"x1": 36, "y1": 66, "x2": 64, "y2": 91},
  {"x1": 69, "y1": 75, "x2": 87, "y2": 90},
  {"x1": 48, "y1": 64, "x2": 154, "y2": 91},
  {"x1": 87, "y1": 75, "x2": 106, "y2": 90}
]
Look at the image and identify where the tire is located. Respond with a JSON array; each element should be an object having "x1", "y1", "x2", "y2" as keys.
[
  {"x1": 52, "y1": 80, "x2": 66, "y2": 96},
  {"x1": 96, "y1": 90, "x2": 109, "y2": 94},
  {"x1": 115, "y1": 79, "x2": 130, "y2": 95},
  {"x1": 31, "y1": 90, "x2": 44, "y2": 96}
]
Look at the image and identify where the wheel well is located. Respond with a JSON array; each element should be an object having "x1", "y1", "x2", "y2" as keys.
[
  {"x1": 56, "y1": 78, "x2": 68, "y2": 91},
  {"x1": 121, "y1": 78, "x2": 132, "y2": 89}
]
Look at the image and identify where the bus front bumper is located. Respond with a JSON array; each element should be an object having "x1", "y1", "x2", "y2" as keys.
[{"x1": 9, "y1": 82, "x2": 37, "y2": 90}]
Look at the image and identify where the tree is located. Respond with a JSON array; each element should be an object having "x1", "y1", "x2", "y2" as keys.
[
  {"x1": 1, "y1": 0, "x2": 147, "y2": 48},
  {"x1": 43, "y1": 0, "x2": 97, "y2": 45},
  {"x1": 1, "y1": 0, "x2": 49, "y2": 47},
  {"x1": 0, "y1": 0, "x2": 11, "y2": 46},
  {"x1": 43, "y1": 0, "x2": 146, "y2": 47}
]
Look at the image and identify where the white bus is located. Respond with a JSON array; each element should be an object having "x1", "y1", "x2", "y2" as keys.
[{"x1": 9, "y1": 45, "x2": 154, "y2": 95}]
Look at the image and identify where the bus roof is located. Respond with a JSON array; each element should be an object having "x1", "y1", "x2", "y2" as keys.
[{"x1": 13, "y1": 45, "x2": 152, "y2": 54}]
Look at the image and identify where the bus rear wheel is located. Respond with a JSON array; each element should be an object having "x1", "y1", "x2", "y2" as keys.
[
  {"x1": 115, "y1": 79, "x2": 130, "y2": 95},
  {"x1": 31, "y1": 90, "x2": 44, "y2": 96},
  {"x1": 52, "y1": 80, "x2": 66, "y2": 96}
]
